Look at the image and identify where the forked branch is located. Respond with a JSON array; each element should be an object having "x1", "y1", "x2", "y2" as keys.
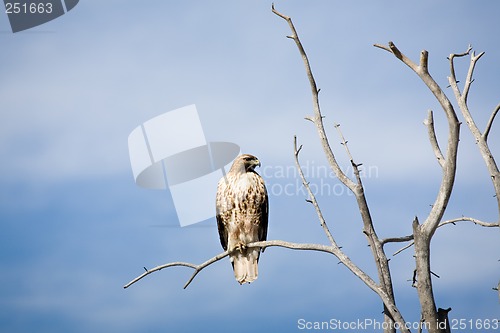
[
  {"x1": 448, "y1": 46, "x2": 500, "y2": 216},
  {"x1": 276, "y1": 6, "x2": 401, "y2": 332},
  {"x1": 272, "y1": 3, "x2": 356, "y2": 192},
  {"x1": 375, "y1": 41, "x2": 460, "y2": 238},
  {"x1": 376, "y1": 41, "x2": 462, "y2": 333},
  {"x1": 293, "y1": 133, "x2": 408, "y2": 332}
]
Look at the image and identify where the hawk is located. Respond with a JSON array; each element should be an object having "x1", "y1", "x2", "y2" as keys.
[{"x1": 216, "y1": 154, "x2": 268, "y2": 284}]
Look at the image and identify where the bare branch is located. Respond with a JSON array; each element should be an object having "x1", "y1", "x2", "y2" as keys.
[
  {"x1": 334, "y1": 123, "x2": 365, "y2": 186},
  {"x1": 125, "y1": 232, "x2": 409, "y2": 333},
  {"x1": 450, "y1": 44, "x2": 473, "y2": 58},
  {"x1": 271, "y1": 3, "x2": 289, "y2": 21},
  {"x1": 424, "y1": 110, "x2": 445, "y2": 169},
  {"x1": 484, "y1": 102, "x2": 500, "y2": 142},
  {"x1": 393, "y1": 241, "x2": 415, "y2": 257},
  {"x1": 448, "y1": 46, "x2": 500, "y2": 217},
  {"x1": 294, "y1": 136, "x2": 337, "y2": 247},
  {"x1": 448, "y1": 47, "x2": 481, "y2": 132},
  {"x1": 123, "y1": 239, "x2": 365, "y2": 290},
  {"x1": 373, "y1": 43, "x2": 391, "y2": 52},
  {"x1": 123, "y1": 240, "x2": 349, "y2": 288},
  {"x1": 374, "y1": 42, "x2": 419, "y2": 73},
  {"x1": 448, "y1": 45, "x2": 473, "y2": 97},
  {"x1": 380, "y1": 235, "x2": 414, "y2": 246},
  {"x1": 276, "y1": 10, "x2": 402, "y2": 331},
  {"x1": 124, "y1": 251, "x2": 230, "y2": 289},
  {"x1": 419, "y1": 49, "x2": 429, "y2": 73},
  {"x1": 251, "y1": 240, "x2": 335, "y2": 253},
  {"x1": 272, "y1": 4, "x2": 357, "y2": 192},
  {"x1": 334, "y1": 123, "x2": 354, "y2": 161},
  {"x1": 388, "y1": 216, "x2": 498, "y2": 256},
  {"x1": 376, "y1": 42, "x2": 460, "y2": 238},
  {"x1": 439, "y1": 216, "x2": 499, "y2": 228},
  {"x1": 463, "y1": 51, "x2": 485, "y2": 102},
  {"x1": 293, "y1": 137, "x2": 397, "y2": 319}
]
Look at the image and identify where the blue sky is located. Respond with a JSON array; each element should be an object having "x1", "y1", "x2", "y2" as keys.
[{"x1": 0, "y1": 1, "x2": 499, "y2": 332}]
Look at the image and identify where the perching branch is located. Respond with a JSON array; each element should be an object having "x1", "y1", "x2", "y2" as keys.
[
  {"x1": 124, "y1": 239, "x2": 363, "y2": 290},
  {"x1": 124, "y1": 240, "x2": 336, "y2": 289},
  {"x1": 124, "y1": 251, "x2": 230, "y2": 289},
  {"x1": 124, "y1": 230, "x2": 409, "y2": 333}
]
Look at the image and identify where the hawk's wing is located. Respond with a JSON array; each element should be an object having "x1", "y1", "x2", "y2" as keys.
[
  {"x1": 216, "y1": 213, "x2": 228, "y2": 251},
  {"x1": 216, "y1": 179, "x2": 231, "y2": 251},
  {"x1": 258, "y1": 179, "x2": 268, "y2": 243},
  {"x1": 256, "y1": 176, "x2": 268, "y2": 256}
]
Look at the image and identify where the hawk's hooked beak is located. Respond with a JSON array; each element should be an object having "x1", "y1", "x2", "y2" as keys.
[{"x1": 255, "y1": 159, "x2": 261, "y2": 168}]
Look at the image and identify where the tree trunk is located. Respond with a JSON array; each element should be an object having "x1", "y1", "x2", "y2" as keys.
[{"x1": 414, "y1": 220, "x2": 440, "y2": 333}]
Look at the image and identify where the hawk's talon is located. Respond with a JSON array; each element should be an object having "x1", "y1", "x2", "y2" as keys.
[{"x1": 235, "y1": 242, "x2": 247, "y2": 253}]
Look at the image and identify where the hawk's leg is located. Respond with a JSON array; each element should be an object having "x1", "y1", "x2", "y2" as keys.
[{"x1": 235, "y1": 242, "x2": 247, "y2": 254}]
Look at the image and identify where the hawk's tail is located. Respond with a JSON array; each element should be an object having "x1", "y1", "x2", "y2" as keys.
[{"x1": 231, "y1": 249, "x2": 259, "y2": 284}]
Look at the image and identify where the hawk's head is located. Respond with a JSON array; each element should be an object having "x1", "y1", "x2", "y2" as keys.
[{"x1": 230, "y1": 154, "x2": 261, "y2": 174}]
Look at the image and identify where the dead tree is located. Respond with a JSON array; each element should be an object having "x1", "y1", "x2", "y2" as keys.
[
  {"x1": 124, "y1": 6, "x2": 499, "y2": 333},
  {"x1": 373, "y1": 42, "x2": 500, "y2": 332}
]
